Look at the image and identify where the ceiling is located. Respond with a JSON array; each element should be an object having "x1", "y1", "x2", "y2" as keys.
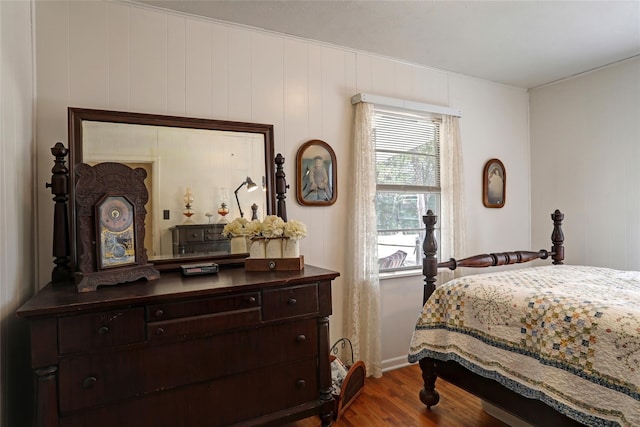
[{"x1": 134, "y1": 1, "x2": 640, "y2": 89}]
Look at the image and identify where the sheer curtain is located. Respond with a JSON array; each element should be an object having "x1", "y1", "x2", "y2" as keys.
[
  {"x1": 345, "y1": 102, "x2": 382, "y2": 378},
  {"x1": 439, "y1": 115, "x2": 466, "y2": 281}
]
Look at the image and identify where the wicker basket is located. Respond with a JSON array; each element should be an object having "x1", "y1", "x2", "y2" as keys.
[{"x1": 329, "y1": 338, "x2": 366, "y2": 420}]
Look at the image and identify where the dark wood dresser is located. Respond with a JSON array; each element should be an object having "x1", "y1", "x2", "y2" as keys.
[
  {"x1": 170, "y1": 223, "x2": 230, "y2": 255},
  {"x1": 17, "y1": 265, "x2": 339, "y2": 427}
]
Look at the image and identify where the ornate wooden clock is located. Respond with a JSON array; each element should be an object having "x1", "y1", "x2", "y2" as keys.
[{"x1": 74, "y1": 162, "x2": 159, "y2": 292}]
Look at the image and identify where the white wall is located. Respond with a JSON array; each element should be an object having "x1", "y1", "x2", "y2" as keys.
[
  {"x1": 34, "y1": 0, "x2": 532, "y2": 370},
  {"x1": 1, "y1": 1, "x2": 36, "y2": 426},
  {"x1": 530, "y1": 58, "x2": 640, "y2": 270}
]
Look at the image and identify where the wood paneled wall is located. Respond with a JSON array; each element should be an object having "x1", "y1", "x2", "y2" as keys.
[{"x1": 34, "y1": 0, "x2": 531, "y2": 367}]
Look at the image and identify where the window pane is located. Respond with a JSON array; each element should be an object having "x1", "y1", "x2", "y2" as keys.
[
  {"x1": 376, "y1": 192, "x2": 440, "y2": 270},
  {"x1": 376, "y1": 150, "x2": 438, "y2": 187}
]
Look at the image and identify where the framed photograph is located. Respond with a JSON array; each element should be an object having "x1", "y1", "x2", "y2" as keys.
[
  {"x1": 296, "y1": 139, "x2": 337, "y2": 206},
  {"x1": 483, "y1": 158, "x2": 506, "y2": 208}
]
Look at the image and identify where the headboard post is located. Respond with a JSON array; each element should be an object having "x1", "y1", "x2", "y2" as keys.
[
  {"x1": 551, "y1": 209, "x2": 565, "y2": 265},
  {"x1": 274, "y1": 153, "x2": 288, "y2": 221},
  {"x1": 422, "y1": 210, "x2": 438, "y2": 304}
]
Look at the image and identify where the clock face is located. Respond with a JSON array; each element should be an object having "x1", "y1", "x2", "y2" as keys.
[{"x1": 97, "y1": 196, "x2": 136, "y2": 269}]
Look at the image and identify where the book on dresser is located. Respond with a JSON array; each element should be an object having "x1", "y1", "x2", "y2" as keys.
[{"x1": 17, "y1": 265, "x2": 340, "y2": 427}]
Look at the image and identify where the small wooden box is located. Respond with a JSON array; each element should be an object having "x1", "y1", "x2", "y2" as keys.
[{"x1": 244, "y1": 256, "x2": 304, "y2": 272}]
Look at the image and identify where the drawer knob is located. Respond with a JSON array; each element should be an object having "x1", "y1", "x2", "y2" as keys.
[
  {"x1": 97, "y1": 326, "x2": 110, "y2": 335},
  {"x1": 288, "y1": 298, "x2": 297, "y2": 305},
  {"x1": 248, "y1": 296, "x2": 257, "y2": 304},
  {"x1": 155, "y1": 309, "x2": 164, "y2": 318},
  {"x1": 191, "y1": 233, "x2": 198, "y2": 237},
  {"x1": 82, "y1": 376, "x2": 97, "y2": 389},
  {"x1": 296, "y1": 334, "x2": 306, "y2": 343},
  {"x1": 156, "y1": 327, "x2": 165, "y2": 336},
  {"x1": 296, "y1": 379, "x2": 306, "y2": 388}
]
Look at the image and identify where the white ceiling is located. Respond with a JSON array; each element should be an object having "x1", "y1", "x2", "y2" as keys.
[{"x1": 134, "y1": 0, "x2": 640, "y2": 89}]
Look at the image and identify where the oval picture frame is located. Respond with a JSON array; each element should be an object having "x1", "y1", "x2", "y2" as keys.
[
  {"x1": 296, "y1": 139, "x2": 337, "y2": 206},
  {"x1": 483, "y1": 158, "x2": 506, "y2": 208}
]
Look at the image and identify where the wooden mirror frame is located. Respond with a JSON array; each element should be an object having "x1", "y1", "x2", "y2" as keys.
[
  {"x1": 68, "y1": 107, "x2": 276, "y2": 271},
  {"x1": 295, "y1": 139, "x2": 337, "y2": 206}
]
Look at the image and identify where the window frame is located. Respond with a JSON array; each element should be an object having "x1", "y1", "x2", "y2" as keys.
[{"x1": 372, "y1": 106, "x2": 443, "y2": 273}]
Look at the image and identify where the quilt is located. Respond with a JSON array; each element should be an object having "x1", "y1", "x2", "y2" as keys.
[{"x1": 408, "y1": 265, "x2": 640, "y2": 426}]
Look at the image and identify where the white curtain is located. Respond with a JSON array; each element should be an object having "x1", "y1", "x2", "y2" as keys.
[
  {"x1": 439, "y1": 115, "x2": 466, "y2": 281},
  {"x1": 345, "y1": 102, "x2": 382, "y2": 378}
]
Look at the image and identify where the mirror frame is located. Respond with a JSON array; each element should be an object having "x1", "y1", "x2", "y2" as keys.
[{"x1": 68, "y1": 107, "x2": 276, "y2": 271}]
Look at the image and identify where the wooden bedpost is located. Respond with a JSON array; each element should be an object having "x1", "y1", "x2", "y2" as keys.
[
  {"x1": 275, "y1": 153, "x2": 288, "y2": 221},
  {"x1": 551, "y1": 209, "x2": 564, "y2": 265},
  {"x1": 422, "y1": 210, "x2": 438, "y2": 304}
]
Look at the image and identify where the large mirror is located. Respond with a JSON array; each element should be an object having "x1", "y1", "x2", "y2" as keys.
[{"x1": 69, "y1": 107, "x2": 275, "y2": 270}]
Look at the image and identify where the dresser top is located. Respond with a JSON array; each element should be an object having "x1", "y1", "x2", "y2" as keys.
[
  {"x1": 17, "y1": 264, "x2": 339, "y2": 318},
  {"x1": 169, "y1": 223, "x2": 225, "y2": 230}
]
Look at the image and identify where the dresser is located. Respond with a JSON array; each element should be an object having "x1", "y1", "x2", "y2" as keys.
[
  {"x1": 17, "y1": 265, "x2": 340, "y2": 427},
  {"x1": 170, "y1": 223, "x2": 230, "y2": 255}
]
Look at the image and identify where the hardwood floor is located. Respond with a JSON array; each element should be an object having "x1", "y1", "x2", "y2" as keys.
[{"x1": 286, "y1": 364, "x2": 509, "y2": 427}]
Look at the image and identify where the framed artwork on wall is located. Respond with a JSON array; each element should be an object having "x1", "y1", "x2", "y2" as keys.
[
  {"x1": 296, "y1": 139, "x2": 337, "y2": 206},
  {"x1": 483, "y1": 158, "x2": 506, "y2": 208}
]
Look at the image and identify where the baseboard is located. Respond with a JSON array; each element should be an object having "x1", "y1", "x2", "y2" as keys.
[{"x1": 381, "y1": 355, "x2": 412, "y2": 372}]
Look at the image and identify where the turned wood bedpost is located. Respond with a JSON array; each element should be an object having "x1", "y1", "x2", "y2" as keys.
[
  {"x1": 551, "y1": 209, "x2": 565, "y2": 264},
  {"x1": 275, "y1": 153, "x2": 288, "y2": 221},
  {"x1": 422, "y1": 210, "x2": 439, "y2": 305}
]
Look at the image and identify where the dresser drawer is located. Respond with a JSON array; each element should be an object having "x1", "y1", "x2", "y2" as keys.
[
  {"x1": 60, "y1": 357, "x2": 318, "y2": 427},
  {"x1": 58, "y1": 308, "x2": 145, "y2": 354},
  {"x1": 58, "y1": 319, "x2": 318, "y2": 413},
  {"x1": 147, "y1": 292, "x2": 260, "y2": 321},
  {"x1": 147, "y1": 308, "x2": 261, "y2": 340},
  {"x1": 263, "y1": 283, "x2": 319, "y2": 321},
  {"x1": 182, "y1": 229, "x2": 203, "y2": 242},
  {"x1": 204, "y1": 227, "x2": 223, "y2": 239}
]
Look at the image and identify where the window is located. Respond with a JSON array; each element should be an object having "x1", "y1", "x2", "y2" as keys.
[{"x1": 373, "y1": 107, "x2": 441, "y2": 272}]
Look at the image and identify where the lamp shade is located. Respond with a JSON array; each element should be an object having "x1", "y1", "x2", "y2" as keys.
[{"x1": 246, "y1": 177, "x2": 258, "y2": 192}]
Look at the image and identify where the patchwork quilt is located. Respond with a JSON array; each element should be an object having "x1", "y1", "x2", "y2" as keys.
[{"x1": 408, "y1": 265, "x2": 640, "y2": 426}]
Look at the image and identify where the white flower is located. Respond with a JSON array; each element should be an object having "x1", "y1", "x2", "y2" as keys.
[
  {"x1": 244, "y1": 220, "x2": 263, "y2": 237},
  {"x1": 283, "y1": 219, "x2": 307, "y2": 241},
  {"x1": 222, "y1": 217, "x2": 249, "y2": 237},
  {"x1": 261, "y1": 215, "x2": 286, "y2": 238}
]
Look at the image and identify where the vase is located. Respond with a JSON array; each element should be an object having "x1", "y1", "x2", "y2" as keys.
[
  {"x1": 230, "y1": 236, "x2": 247, "y2": 254},
  {"x1": 265, "y1": 238, "x2": 283, "y2": 258},
  {"x1": 282, "y1": 238, "x2": 300, "y2": 258},
  {"x1": 249, "y1": 238, "x2": 266, "y2": 258}
]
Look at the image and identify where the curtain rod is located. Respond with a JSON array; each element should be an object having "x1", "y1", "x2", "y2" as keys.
[{"x1": 351, "y1": 93, "x2": 462, "y2": 118}]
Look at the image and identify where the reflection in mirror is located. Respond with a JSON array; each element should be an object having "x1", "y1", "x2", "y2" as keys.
[{"x1": 69, "y1": 108, "x2": 275, "y2": 270}]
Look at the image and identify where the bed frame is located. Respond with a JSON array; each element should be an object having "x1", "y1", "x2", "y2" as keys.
[{"x1": 418, "y1": 209, "x2": 583, "y2": 426}]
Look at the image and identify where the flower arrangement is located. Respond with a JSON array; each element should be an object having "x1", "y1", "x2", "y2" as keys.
[
  {"x1": 239, "y1": 216, "x2": 307, "y2": 259},
  {"x1": 243, "y1": 219, "x2": 264, "y2": 238},
  {"x1": 260, "y1": 215, "x2": 286, "y2": 238},
  {"x1": 222, "y1": 217, "x2": 249, "y2": 237},
  {"x1": 283, "y1": 219, "x2": 307, "y2": 241}
]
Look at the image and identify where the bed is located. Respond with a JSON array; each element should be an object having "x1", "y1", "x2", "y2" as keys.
[{"x1": 408, "y1": 210, "x2": 640, "y2": 427}]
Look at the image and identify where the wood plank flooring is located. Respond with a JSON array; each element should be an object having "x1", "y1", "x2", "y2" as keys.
[{"x1": 285, "y1": 364, "x2": 509, "y2": 427}]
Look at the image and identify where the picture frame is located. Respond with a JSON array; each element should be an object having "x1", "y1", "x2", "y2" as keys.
[
  {"x1": 296, "y1": 139, "x2": 337, "y2": 206},
  {"x1": 74, "y1": 162, "x2": 159, "y2": 292},
  {"x1": 483, "y1": 158, "x2": 506, "y2": 208}
]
